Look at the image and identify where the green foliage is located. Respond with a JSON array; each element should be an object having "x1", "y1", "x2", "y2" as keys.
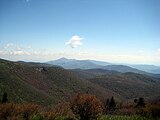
[
  {"x1": 32, "y1": 113, "x2": 44, "y2": 120},
  {"x1": 0, "y1": 58, "x2": 112, "y2": 105},
  {"x1": 0, "y1": 58, "x2": 160, "y2": 106},
  {"x1": 99, "y1": 115, "x2": 154, "y2": 120},
  {"x1": 87, "y1": 71, "x2": 160, "y2": 100},
  {"x1": 0, "y1": 59, "x2": 160, "y2": 120},
  {"x1": 53, "y1": 116, "x2": 77, "y2": 120}
]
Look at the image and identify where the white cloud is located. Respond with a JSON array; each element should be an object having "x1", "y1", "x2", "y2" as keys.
[
  {"x1": 0, "y1": 43, "x2": 56, "y2": 61},
  {"x1": 4, "y1": 43, "x2": 22, "y2": 51},
  {"x1": 10, "y1": 50, "x2": 31, "y2": 55},
  {"x1": 0, "y1": 43, "x2": 160, "y2": 65},
  {"x1": 4, "y1": 43, "x2": 14, "y2": 49},
  {"x1": 138, "y1": 50, "x2": 144, "y2": 54},
  {"x1": 0, "y1": 50, "x2": 7, "y2": 55},
  {"x1": 11, "y1": 50, "x2": 23, "y2": 55},
  {"x1": 0, "y1": 43, "x2": 31, "y2": 56},
  {"x1": 156, "y1": 48, "x2": 160, "y2": 57},
  {"x1": 66, "y1": 35, "x2": 83, "y2": 48}
]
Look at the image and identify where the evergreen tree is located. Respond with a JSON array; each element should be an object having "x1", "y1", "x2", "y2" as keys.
[
  {"x1": 137, "y1": 97, "x2": 145, "y2": 107},
  {"x1": 109, "y1": 96, "x2": 116, "y2": 112},
  {"x1": 134, "y1": 98, "x2": 138, "y2": 103},
  {"x1": 2, "y1": 92, "x2": 8, "y2": 103},
  {"x1": 104, "y1": 98, "x2": 110, "y2": 114}
]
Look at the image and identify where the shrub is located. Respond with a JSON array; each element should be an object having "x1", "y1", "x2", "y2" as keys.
[
  {"x1": 32, "y1": 113, "x2": 44, "y2": 120},
  {"x1": 0, "y1": 103, "x2": 41, "y2": 120},
  {"x1": 135, "y1": 97, "x2": 145, "y2": 107},
  {"x1": 70, "y1": 94, "x2": 103, "y2": 120},
  {"x1": 143, "y1": 101, "x2": 160, "y2": 118},
  {"x1": 52, "y1": 102, "x2": 74, "y2": 117}
]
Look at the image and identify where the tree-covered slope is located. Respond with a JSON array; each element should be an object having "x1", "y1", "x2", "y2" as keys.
[
  {"x1": 0, "y1": 58, "x2": 160, "y2": 105},
  {"x1": 0, "y1": 59, "x2": 120, "y2": 105},
  {"x1": 87, "y1": 72, "x2": 160, "y2": 100}
]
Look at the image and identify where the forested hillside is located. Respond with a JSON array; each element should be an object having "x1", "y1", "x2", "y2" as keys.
[{"x1": 0, "y1": 59, "x2": 160, "y2": 105}]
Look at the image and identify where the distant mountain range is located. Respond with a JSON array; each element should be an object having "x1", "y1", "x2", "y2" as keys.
[
  {"x1": 47, "y1": 57, "x2": 110, "y2": 69},
  {"x1": 1, "y1": 58, "x2": 160, "y2": 105},
  {"x1": 47, "y1": 57, "x2": 160, "y2": 74},
  {"x1": 129, "y1": 64, "x2": 160, "y2": 74}
]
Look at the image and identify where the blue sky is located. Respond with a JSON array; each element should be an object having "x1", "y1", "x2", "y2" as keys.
[{"x1": 0, "y1": 0, "x2": 160, "y2": 65}]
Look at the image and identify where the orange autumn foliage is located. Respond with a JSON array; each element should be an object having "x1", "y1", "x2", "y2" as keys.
[{"x1": 70, "y1": 93, "x2": 103, "y2": 120}]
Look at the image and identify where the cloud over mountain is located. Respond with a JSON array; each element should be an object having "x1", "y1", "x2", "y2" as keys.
[{"x1": 66, "y1": 35, "x2": 83, "y2": 48}]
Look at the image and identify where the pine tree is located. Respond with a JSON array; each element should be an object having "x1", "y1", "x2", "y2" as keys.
[
  {"x1": 109, "y1": 96, "x2": 116, "y2": 112},
  {"x1": 137, "y1": 97, "x2": 145, "y2": 107},
  {"x1": 104, "y1": 98, "x2": 110, "y2": 114},
  {"x1": 134, "y1": 98, "x2": 138, "y2": 103},
  {"x1": 2, "y1": 92, "x2": 8, "y2": 103}
]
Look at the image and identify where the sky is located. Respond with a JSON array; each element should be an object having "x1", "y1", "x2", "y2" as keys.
[{"x1": 0, "y1": 0, "x2": 160, "y2": 65}]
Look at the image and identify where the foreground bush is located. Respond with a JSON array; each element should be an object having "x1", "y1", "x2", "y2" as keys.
[
  {"x1": 143, "y1": 101, "x2": 160, "y2": 118},
  {"x1": 0, "y1": 103, "x2": 41, "y2": 120},
  {"x1": 70, "y1": 94, "x2": 103, "y2": 120},
  {"x1": 44, "y1": 102, "x2": 75, "y2": 120},
  {"x1": 99, "y1": 115, "x2": 154, "y2": 120},
  {"x1": 0, "y1": 97, "x2": 159, "y2": 120},
  {"x1": 115, "y1": 104, "x2": 136, "y2": 115},
  {"x1": 31, "y1": 113, "x2": 44, "y2": 120}
]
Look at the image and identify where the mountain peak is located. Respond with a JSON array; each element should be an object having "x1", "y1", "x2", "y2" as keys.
[
  {"x1": 58, "y1": 57, "x2": 69, "y2": 61},
  {"x1": 56, "y1": 57, "x2": 76, "y2": 62},
  {"x1": 46, "y1": 58, "x2": 111, "y2": 69}
]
